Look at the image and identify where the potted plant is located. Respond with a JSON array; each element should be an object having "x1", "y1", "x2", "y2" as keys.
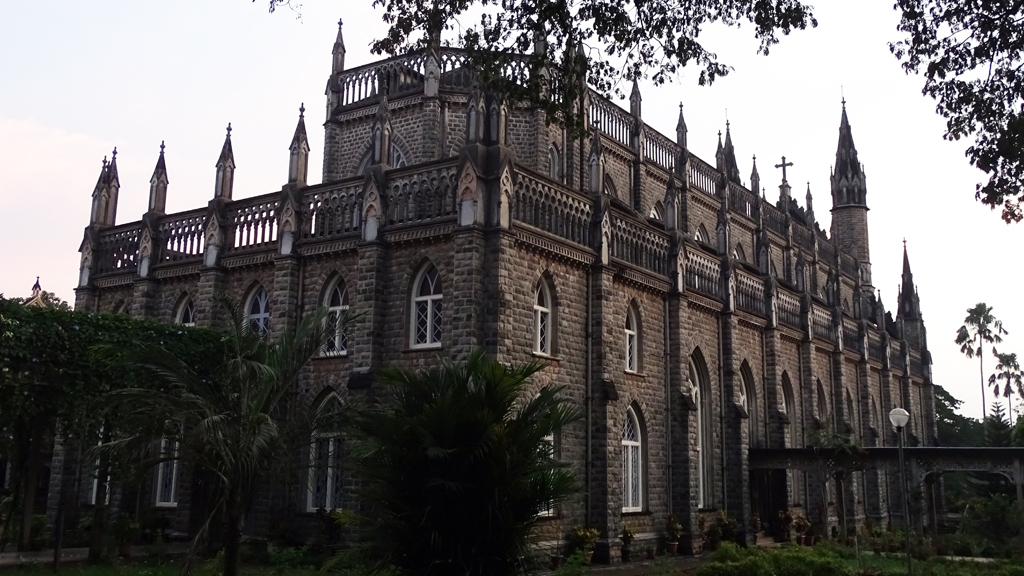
[
  {"x1": 792, "y1": 511, "x2": 810, "y2": 545},
  {"x1": 620, "y1": 526, "x2": 635, "y2": 562},
  {"x1": 568, "y1": 525, "x2": 600, "y2": 565},
  {"x1": 775, "y1": 509, "x2": 793, "y2": 543},
  {"x1": 110, "y1": 512, "x2": 139, "y2": 557},
  {"x1": 665, "y1": 513, "x2": 683, "y2": 554}
]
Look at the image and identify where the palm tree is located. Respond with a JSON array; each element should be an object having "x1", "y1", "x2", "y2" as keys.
[
  {"x1": 94, "y1": 297, "x2": 334, "y2": 576},
  {"x1": 989, "y1": 350, "x2": 1024, "y2": 421},
  {"x1": 955, "y1": 303, "x2": 1008, "y2": 419},
  {"x1": 335, "y1": 350, "x2": 583, "y2": 576}
]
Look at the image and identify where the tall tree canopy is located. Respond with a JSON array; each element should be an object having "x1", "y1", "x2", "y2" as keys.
[
  {"x1": 265, "y1": 0, "x2": 815, "y2": 136},
  {"x1": 891, "y1": 0, "x2": 1024, "y2": 223}
]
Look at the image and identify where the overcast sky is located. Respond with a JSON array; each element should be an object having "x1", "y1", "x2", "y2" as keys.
[{"x1": 0, "y1": 1, "x2": 1020, "y2": 422}]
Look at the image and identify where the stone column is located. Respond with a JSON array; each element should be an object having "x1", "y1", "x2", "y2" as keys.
[
  {"x1": 449, "y1": 227, "x2": 486, "y2": 358},
  {"x1": 350, "y1": 241, "x2": 388, "y2": 388}
]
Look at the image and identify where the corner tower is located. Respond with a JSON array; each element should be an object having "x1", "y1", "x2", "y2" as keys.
[{"x1": 830, "y1": 101, "x2": 871, "y2": 286}]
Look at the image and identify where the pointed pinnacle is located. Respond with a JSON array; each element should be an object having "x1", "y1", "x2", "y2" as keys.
[
  {"x1": 160, "y1": 140, "x2": 165, "y2": 154},
  {"x1": 226, "y1": 123, "x2": 232, "y2": 137},
  {"x1": 299, "y1": 103, "x2": 305, "y2": 118}
]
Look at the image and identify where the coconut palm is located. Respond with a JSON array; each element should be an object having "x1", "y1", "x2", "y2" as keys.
[
  {"x1": 989, "y1": 350, "x2": 1024, "y2": 420},
  {"x1": 93, "y1": 296, "x2": 336, "y2": 576},
  {"x1": 334, "y1": 350, "x2": 583, "y2": 576},
  {"x1": 955, "y1": 303, "x2": 1008, "y2": 419}
]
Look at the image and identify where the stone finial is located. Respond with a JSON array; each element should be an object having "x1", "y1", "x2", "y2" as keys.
[
  {"x1": 676, "y1": 103, "x2": 687, "y2": 149},
  {"x1": 332, "y1": 19, "x2": 346, "y2": 73},
  {"x1": 629, "y1": 79, "x2": 642, "y2": 118},
  {"x1": 750, "y1": 155, "x2": 760, "y2": 199},
  {"x1": 148, "y1": 141, "x2": 169, "y2": 214},
  {"x1": 215, "y1": 124, "x2": 235, "y2": 200},
  {"x1": 288, "y1": 104, "x2": 310, "y2": 187}
]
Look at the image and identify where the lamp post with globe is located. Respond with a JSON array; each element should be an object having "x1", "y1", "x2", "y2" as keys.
[{"x1": 889, "y1": 407, "x2": 912, "y2": 576}]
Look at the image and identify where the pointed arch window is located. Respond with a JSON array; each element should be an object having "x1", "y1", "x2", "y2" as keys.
[
  {"x1": 155, "y1": 437, "x2": 178, "y2": 507},
  {"x1": 691, "y1": 356, "x2": 712, "y2": 509},
  {"x1": 533, "y1": 282, "x2": 553, "y2": 356},
  {"x1": 816, "y1": 380, "x2": 828, "y2": 422},
  {"x1": 846, "y1": 390, "x2": 855, "y2": 429},
  {"x1": 248, "y1": 286, "x2": 271, "y2": 339},
  {"x1": 324, "y1": 279, "x2": 350, "y2": 356},
  {"x1": 694, "y1": 225, "x2": 710, "y2": 244},
  {"x1": 740, "y1": 363, "x2": 759, "y2": 447},
  {"x1": 177, "y1": 298, "x2": 196, "y2": 327},
  {"x1": 539, "y1": 423, "x2": 558, "y2": 516},
  {"x1": 625, "y1": 306, "x2": 639, "y2": 373},
  {"x1": 649, "y1": 202, "x2": 664, "y2": 221},
  {"x1": 308, "y1": 394, "x2": 344, "y2": 511},
  {"x1": 548, "y1": 146, "x2": 560, "y2": 181},
  {"x1": 622, "y1": 407, "x2": 643, "y2": 512},
  {"x1": 411, "y1": 265, "x2": 443, "y2": 348},
  {"x1": 733, "y1": 244, "x2": 747, "y2": 263},
  {"x1": 604, "y1": 174, "x2": 617, "y2": 198}
]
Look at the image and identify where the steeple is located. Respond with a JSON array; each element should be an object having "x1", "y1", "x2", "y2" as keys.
[
  {"x1": 715, "y1": 131, "x2": 724, "y2": 171},
  {"x1": 805, "y1": 181, "x2": 815, "y2": 224},
  {"x1": 898, "y1": 240, "x2": 921, "y2": 321},
  {"x1": 89, "y1": 157, "x2": 109, "y2": 226},
  {"x1": 750, "y1": 155, "x2": 760, "y2": 198},
  {"x1": 629, "y1": 79, "x2": 642, "y2": 118},
  {"x1": 288, "y1": 104, "x2": 310, "y2": 187},
  {"x1": 721, "y1": 121, "x2": 741, "y2": 185},
  {"x1": 676, "y1": 103, "x2": 687, "y2": 150},
  {"x1": 332, "y1": 19, "x2": 346, "y2": 74},
  {"x1": 215, "y1": 124, "x2": 235, "y2": 200},
  {"x1": 102, "y1": 148, "x2": 120, "y2": 226},
  {"x1": 829, "y1": 100, "x2": 872, "y2": 280},
  {"x1": 149, "y1": 141, "x2": 168, "y2": 214}
]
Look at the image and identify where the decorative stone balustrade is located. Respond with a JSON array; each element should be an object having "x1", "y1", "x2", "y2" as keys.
[{"x1": 513, "y1": 170, "x2": 592, "y2": 247}]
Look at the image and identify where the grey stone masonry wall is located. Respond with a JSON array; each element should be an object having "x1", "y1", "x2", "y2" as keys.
[{"x1": 62, "y1": 44, "x2": 937, "y2": 560}]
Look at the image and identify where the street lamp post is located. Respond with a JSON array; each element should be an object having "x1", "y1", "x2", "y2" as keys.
[{"x1": 889, "y1": 407, "x2": 912, "y2": 576}]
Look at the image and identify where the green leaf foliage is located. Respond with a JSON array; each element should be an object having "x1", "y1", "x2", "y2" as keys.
[{"x1": 334, "y1": 350, "x2": 583, "y2": 576}]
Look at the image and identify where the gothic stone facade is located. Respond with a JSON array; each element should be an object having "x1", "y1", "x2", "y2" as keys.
[{"x1": 68, "y1": 24, "x2": 937, "y2": 559}]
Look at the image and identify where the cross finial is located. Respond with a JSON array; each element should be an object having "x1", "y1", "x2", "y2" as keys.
[
  {"x1": 299, "y1": 103, "x2": 305, "y2": 118},
  {"x1": 159, "y1": 140, "x2": 165, "y2": 154},
  {"x1": 774, "y1": 156, "x2": 794, "y2": 183},
  {"x1": 226, "y1": 123, "x2": 232, "y2": 137},
  {"x1": 338, "y1": 18, "x2": 343, "y2": 27},
  {"x1": 903, "y1": 237, "x2": 906, "y2": 248},
  {"x1": 111, "y1": 147, "x2": 117, "y2": 160}
]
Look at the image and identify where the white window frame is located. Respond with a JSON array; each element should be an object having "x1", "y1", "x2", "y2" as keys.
[
  {"x1": 538, "y1": 429, "x2": 556, "y2": 516},
  {"x1": 155, "y1": 438, "x2": 178, "y2": 507},
  {"x1": 548, "y1": 146, "x2": 560, "y2": 181},
  {"x1": 177, "y1": 298, "x2": 196, "y2": 327},
  {"x1": 306, "y1": 434, "x2": 344, "y2": 512},
  {"x1": 625, "y1": 308, "x2": 639, "y2": 373},
  {"x1": 410, "y1": 265, "x2": 443, "y2": 349},
  {"x1": 649, "y1": 203, "x2": 663, "y2": 220},
  {"x1": 621, "y1": 407, "x2": 643, "y2": 512},
  {"x1": 694, "y1": 225, "x2": 709, "y2": 244},
  {"x1": 533, "y1": 283, "x2": 552, "y2": 356},
  {"x1": 247, "y1": 287, "x2": 271, "y2": 339},
  {"x1": 323, "y1": 279, "x2": 350, "y2": 356}
]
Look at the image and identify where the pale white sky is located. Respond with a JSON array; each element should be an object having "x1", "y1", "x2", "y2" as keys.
[{"x1": 0, "y1": 1, "x2": 1019, "y2": 422}]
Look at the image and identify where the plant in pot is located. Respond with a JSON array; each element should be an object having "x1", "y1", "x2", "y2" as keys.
[
  {"x1": 568, "y1": 525, "x2": 600, "y2": 565},
  {"x1": 791, "y1": 511, "x2": 810, "y2": 545},
  {"x1": 110, "y1": 512, "x2": 139, "y2": 558},
  {"x1": 550, "y1": 532, "x2": 565, "y2": 569},
  {"x1": 620, "y1": 526, "x2": 635, "y2": 562},
  {"x1": 665, "y1": 513, "x2": 683, "y2": 554},
  {"x1": 775, "y1": 509, "x2": 793, "y2": 543},
  {"x1": 699, "y1": 511, "x2": 723, "y2": 551}
]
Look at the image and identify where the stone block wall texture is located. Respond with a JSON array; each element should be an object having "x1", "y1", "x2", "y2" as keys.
[{"x1": 60, "y1": 63, "x2": 937, "y2": 558}]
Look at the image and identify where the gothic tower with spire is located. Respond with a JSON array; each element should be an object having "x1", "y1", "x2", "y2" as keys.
[{"x1": 830, "y1": 102, "x2": 871, "y2": 287}]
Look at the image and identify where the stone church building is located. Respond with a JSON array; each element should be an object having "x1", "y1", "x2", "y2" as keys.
[{"x1": 68, "y1": 21, "x2": 937, "y2": 558}]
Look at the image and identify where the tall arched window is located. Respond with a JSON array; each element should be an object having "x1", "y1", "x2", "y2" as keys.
[
  {"x1": 782, "y1": 373, "x2": 796, "y2": 447},
  {"x1": 411, "y1": 264, "x2": 443, "y2": 348},
  {"x1": 533, "y1": 282, "x2": 552, "y2": 356},
  {"x1": 846, "y1": 390, "x2": 855, "y2": 429},
  {"x1": 247, "y1": 286, "x2": 271, "y2": 339},
  {"x1": 649, "y1": 202, "x2": 664, "y2": 221},
  {"x1": 622, "y1": 406, "x2": 643, "y2": 512},
  {"x1": 176, "y1": 298, "x2": 195, "y2": 327},
  {"x1": 740, "y1": 362, "x2": 758, "y2": 448},
  {"x1": 733, "y1": 244, "x2": 747, "y2": 263},
  {"x1": 694, "y1": 224, "x2": 710, "y2": 244},
  {"x1": 691, "y1": 355, "x2": 712, "y2": 509},
  {"x1": 324, "y1": 279, "x2": 350, "y2": 356},
  {"x1": 155, "y1": 437, "x2": 178, "y2": 507},
  {"x1": 308, "y1": 394, "x2": 344, "y2": 511},
  {"x1": 548, "y1": 146, "x2": 560, "y2": 180},
  {"x1": 625, "y1": 306, "x2": 639, "y2": 373},
  {"x1": 816, "y1": 380, "x2": 828, "y2": 422}
]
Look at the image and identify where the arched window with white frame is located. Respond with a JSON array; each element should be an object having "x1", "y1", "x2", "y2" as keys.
[
  {"x1": 548, "y1": 146, "x2": 560, "y2": 181},
  {"x1": 622, "y1": 406, "x2": 644, "y2": 512},
  {"x1": 247, "y1": 285, "x2": 271, "y2": 339},
  {"x1": 694, "y1": 224, "x2": 710, "y2": 244},
  {"x1": 533, "y1": 282, "x2": 553, "y2": 356},
  {"x1": 690, "y1": 354, "x2": 713, "y2": 509},
  {"x1": 155, "y1": 437, "x2": 178, "y2": 507},
  {"x1": 625, "y1": 305, "x2": 640, "y2": 373},
  {"x1": 539, "y1": 426, "x2": 557, "y2": 516},
  {"x1": 411, "y1": 264, "x2": 443, "y2": 348},
  {"x1": 324, "y1": 278, "x2": 350, "y2": 356},
  {"x1": 649, "y1": 202, "x2": 664, "y2": 221},
  {"x1": 176, "y1": 297, "x2": 196, "y2": 327},
  {"x1": 307, "y1": 394, "x2": 344, "y2": 511}
]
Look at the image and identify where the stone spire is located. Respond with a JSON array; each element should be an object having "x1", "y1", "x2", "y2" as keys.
[
  {"x1": 805, "y1": 181, "x2": 815, "y2": 224},
  {"x1": 722, "y1": 121, "x2": 741, "y2": 185},
  {"x1": 898, "y1": 241, "x2": 921, "y2": 321},
  {"x1": 89, "y1": 156, "x2": 109, "y2": 226},
  {"x1": 829, "y1": 100, "x2": 872, "y2": 278},
  {"x1": 149, "y1": 141, "x2": 169, "y2": 214},
  {"x1": 629, "y1": 79, "x2": 642, "y2": 118},
  {"x1": 676, "y1": 103, "x2": 687, "y2": 150},
  {"x1": 715, "y1": 130, "x2": 725, "y2": 172},
  {"x1": 288, "y1": 104, "x2": 310, "y2": 187},
  {"x1": 215, "y1": 124, "x2": 235, "y2": 200},
  {"x1": 750, "y1": 155, "x2": 760, "y2": 198},
  {"x1": 102, "y1": 148, "x2": 120, "y2": 226},
  {"x1": 332, "y1": 19, "x2": 346, "y2": 74},
  {"x1": 371, "y1": 95, "x2": 392, "y2": 166}
]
